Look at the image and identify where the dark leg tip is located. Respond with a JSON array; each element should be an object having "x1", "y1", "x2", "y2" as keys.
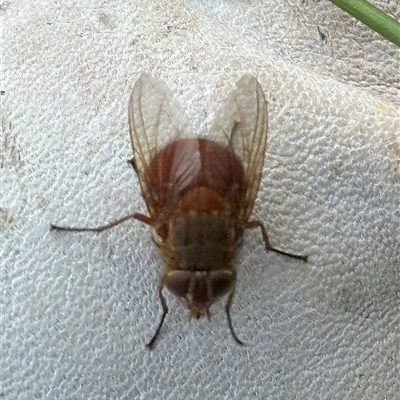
[
  {"x1": 234, "y1": 337, "x2": 246, "y2": 346},
  {"x1": 145, "y1": 339, "x2": 156, "y2": 350},
  {"x1": 273, "y1": 249, "x2": 308, "y2": 263},
  {"x1": 127, "y1": 158, "x2": 137, "y2": 173}
]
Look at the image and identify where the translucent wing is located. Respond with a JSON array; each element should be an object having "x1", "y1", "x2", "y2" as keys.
[
  {"x1": 215, "y1": 75, "x2": 268, "y2": 221},
  {"x1": 128, "y1": 74, "x2": 186, "y2": 217}
]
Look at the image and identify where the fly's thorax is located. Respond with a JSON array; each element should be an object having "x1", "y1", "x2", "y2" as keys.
[
  {"x1": 164, "y1": 269, "x2": 236, "y2": 319},
  {"x1": 164, "y1": 211, "x2": 238, "y2": 271}
]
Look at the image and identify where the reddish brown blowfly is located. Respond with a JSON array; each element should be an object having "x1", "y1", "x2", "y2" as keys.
[{"x1": 51, "y1": 75, "x2": 308, "y2": 349}]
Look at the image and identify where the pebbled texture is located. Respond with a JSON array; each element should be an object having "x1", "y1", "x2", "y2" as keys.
[{"x1": 1, "y1": 0, "x2": 399, "y2": 399}]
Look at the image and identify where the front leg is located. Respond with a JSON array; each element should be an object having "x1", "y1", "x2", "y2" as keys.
[{"x1": 146, "y1": 275, "x2": 169, "y2": 350}]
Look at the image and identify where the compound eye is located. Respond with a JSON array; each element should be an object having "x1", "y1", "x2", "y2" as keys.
[
  {"x1": 209, "y1": 270, "x2": 235, "y2": 298},
  {"x1": 164, "y1": 270, "x2": 191, "y2": 298}
]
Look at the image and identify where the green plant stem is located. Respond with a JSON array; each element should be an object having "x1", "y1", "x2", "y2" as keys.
[{"x1": 328, "y1": 0, "x2": 400, "y2": 47}]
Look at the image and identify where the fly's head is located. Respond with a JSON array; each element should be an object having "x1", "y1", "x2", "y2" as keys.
[{"x1": 163, "y1": 269, "x2": 236, "y2": 319}]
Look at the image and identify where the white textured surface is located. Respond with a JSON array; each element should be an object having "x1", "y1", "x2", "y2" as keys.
[{"x1": 1, "y1": 1, "x2": 399, "y2": 399}]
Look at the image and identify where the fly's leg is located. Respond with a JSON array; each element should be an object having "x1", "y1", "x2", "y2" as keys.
[
  {"x1": 246, "y1": 220, "x2": 308, "y2": 262},
  {"x1": 225, "y1": 290, "x2": 245, "y2": 346},
  {"x1": 146, "y1": 276, "x2": 168, "y2": 350},
  {"x1": 50, "y1": 213, "x2": 152, "y2": 233}
]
